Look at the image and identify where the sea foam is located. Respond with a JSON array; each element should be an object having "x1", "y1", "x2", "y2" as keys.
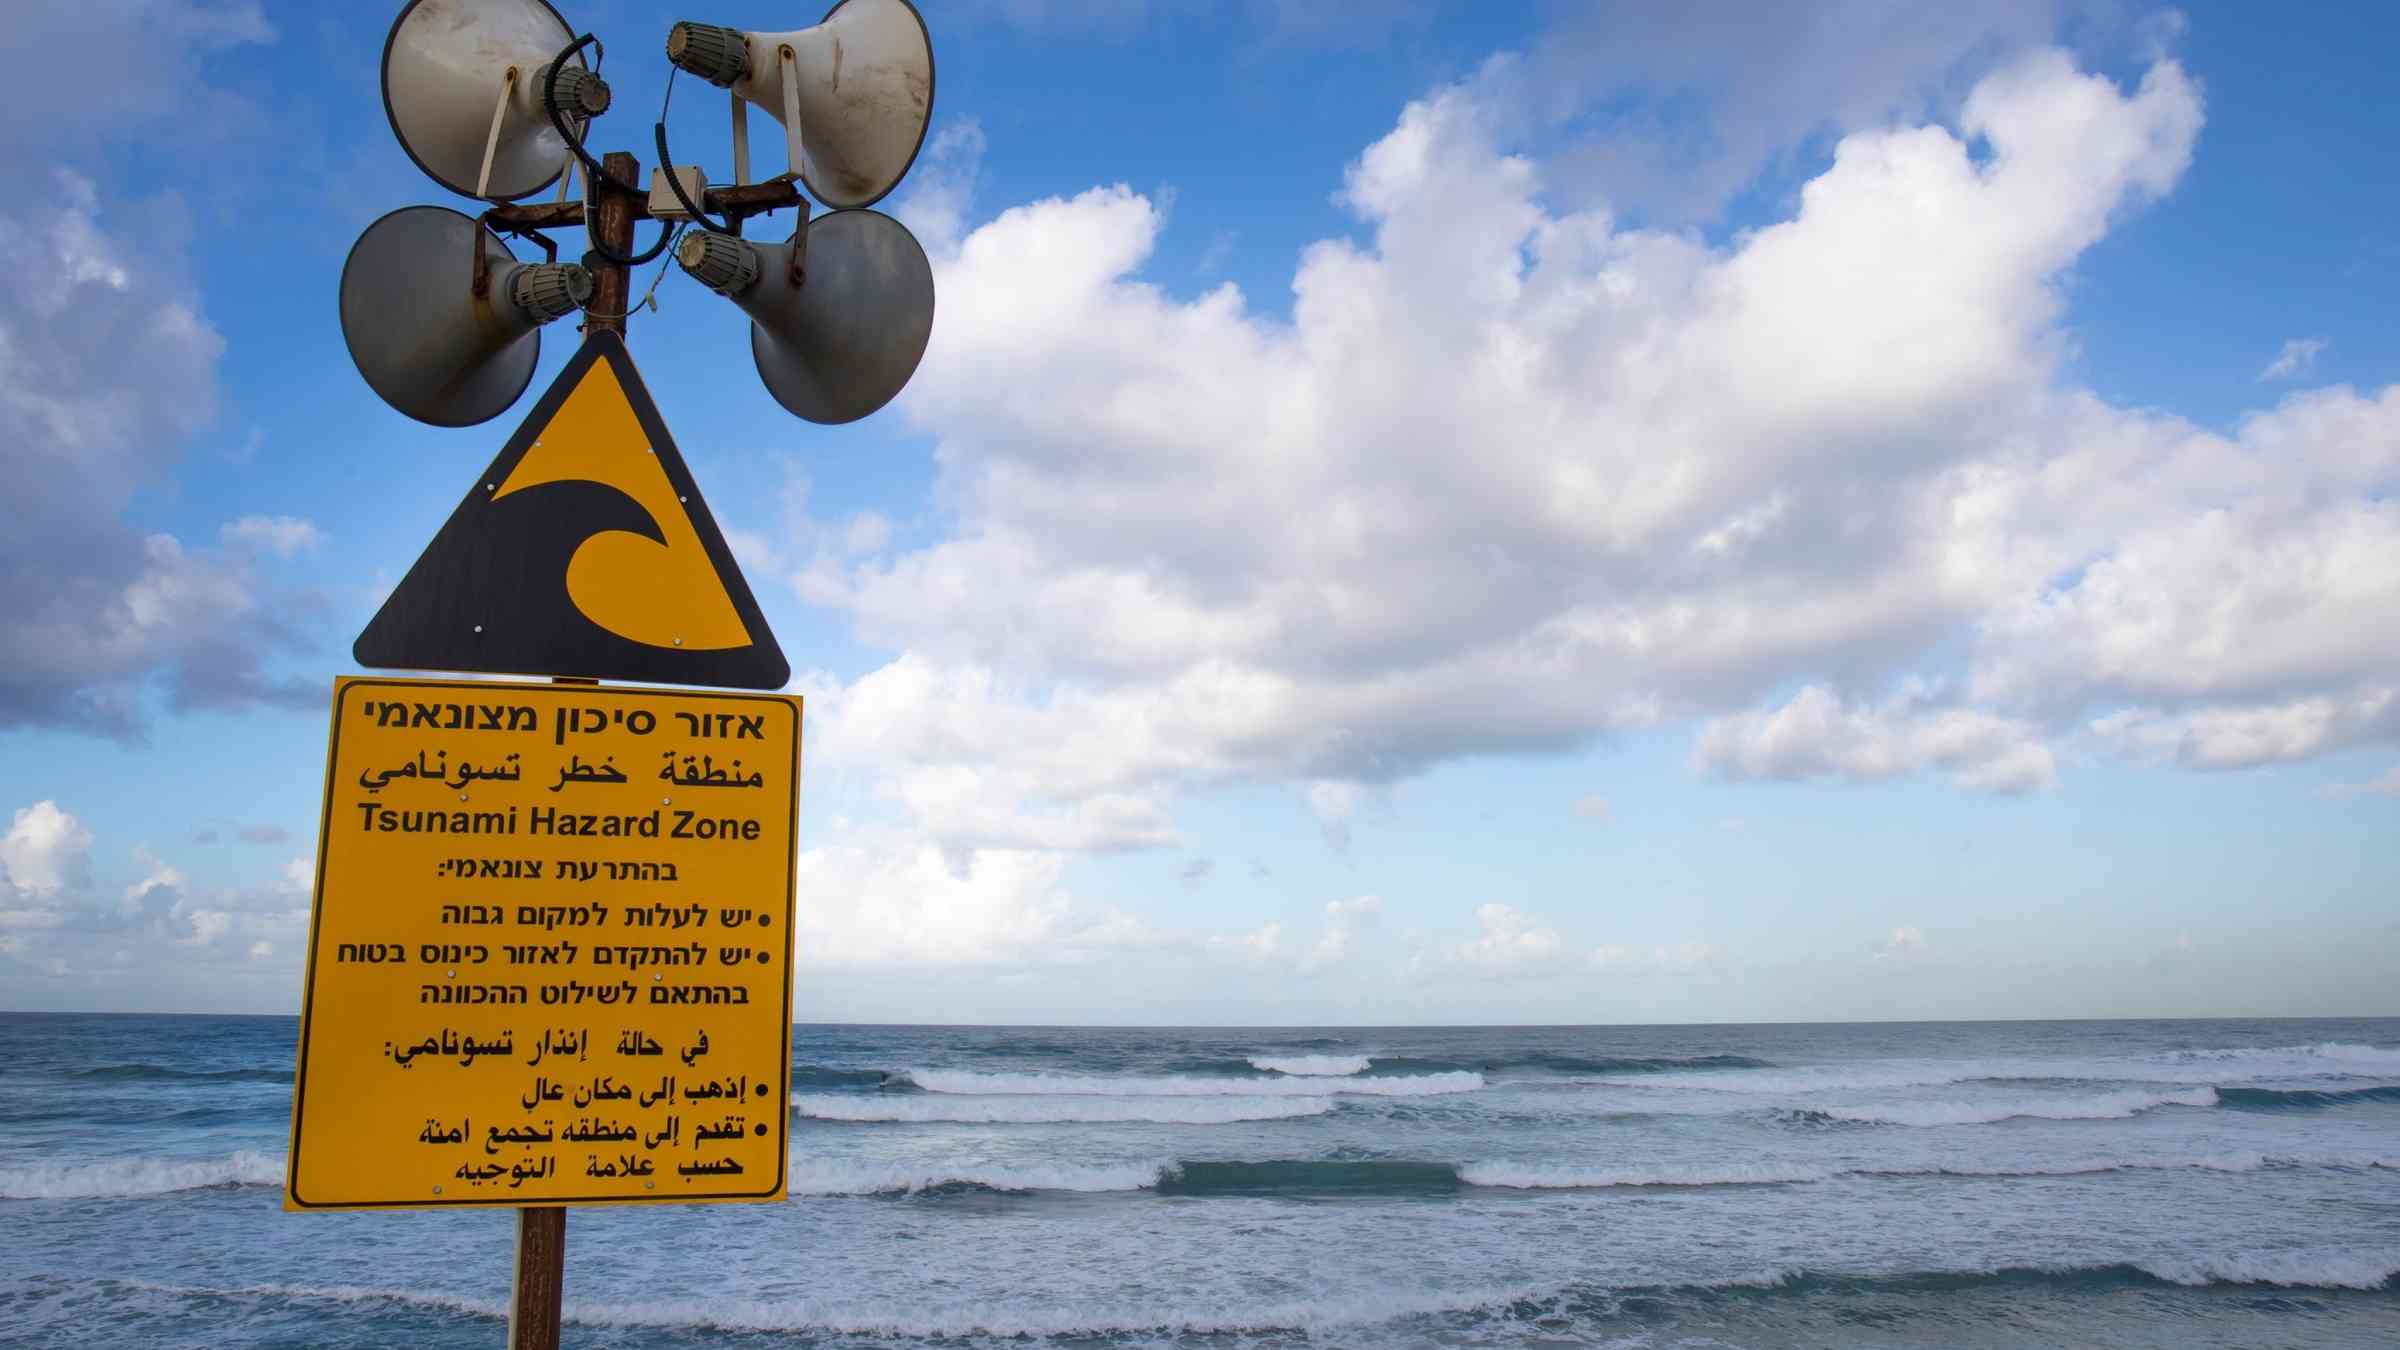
[
  {"x1": 1793, "y1": 1087, "x2": 2219, "y2": 1127},
  {"x1": 1248, "y1": 1054, "x2": 1371, "y2": 1076},
  {"x1": 786, "y1": 1159, "x2": 1169, "y2": 1195},
  {"x1": 0, "y1": 1150, "x2": 284, "y2": 1199},
  {"x1": 1607, "y1": 1042, "x2": 2400, "y2": 1095},
  {"x1": 895, "y1": 1068, "x2": 1481, "y2": 1097},
  {"x1": 792, "y1": 1094, "x2": 1334, "y2": 1124}
]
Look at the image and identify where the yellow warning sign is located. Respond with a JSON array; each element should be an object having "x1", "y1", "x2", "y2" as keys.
[
  {"x1": 287, "y1": 677, "x2": 800, "y2": 1210},
  {"x1": 352, "y1": 332, "x2": 790, "y2": 689},
  {"x1": 492, "y1": 358, "x2": 749, "y2": 652}
]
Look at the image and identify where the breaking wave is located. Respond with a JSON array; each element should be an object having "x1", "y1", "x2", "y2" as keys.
[
  {"x1": 1461, "y1": 1152, "x2": 2398, "y2": 1189},
  {"x1": 787, "y1": 1159, "x2": 1170, "y2": 1195},
  {"x1": 2218, "y1": 1083, "x2": 2400, "y2": 1110},
  {"x1": 1608, "y1": 1042, "x2": 2400, "y2": 1095},
  {"x1": 786, "y1": 1150, "x2": 2400, "y2": 1199},
  {"x1": 102, "y1": 1254, "x2": 2393, "y2": 1343},
  {"x1": 894, "y1": 1068, "x2": 1483, "y2": 1097},
  {"x1": 0, "y1": 1150, "x2": 284, "y2": 1199},
  {"x1": 1781, "y1": 1087, "x2": 2219, "y2": 1127},
  {"x1": 792, "y1": 1094, "x2": 1335, "y2": 1124},
  {"x1": 1247, "y1": 1054, "x2": 1371, "y2": 1076},
  {"x1": 791, "y1": 1064, "x2": 896, "y2": 1089}
]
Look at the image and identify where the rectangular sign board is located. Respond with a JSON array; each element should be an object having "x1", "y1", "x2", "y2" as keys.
[{"x1": 287, "y1": 677, "x2": 799, "y2": 1210}]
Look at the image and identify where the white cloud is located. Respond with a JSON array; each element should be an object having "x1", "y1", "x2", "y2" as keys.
[
  {"x1": 179, "y1": 908, "x2": 231, "y2": 947},
  {"x1": 789, "y1": 828, "x2": 1157, "y2": 967},
  {"x1": 0, "y1": 173, "x2": 316, "y2": 737},
  {"x1": 1874, "y1": 925, "x2": 1927, "y2": 960},
  {"x1": 1457, "y1": 903, "x2": 1562, "y2": 971},
  {"x1": 1304, "y1": 781, "x2": 1365, "y2": 850},
  {"x1": 1510, "y1": 0, "x2": 2069, "y2": 223},
  {"x1": 793, "y1": 50, "x2": 2298, "y2": 840},
  {"x1": 1300, "y1": 894, "x2": 1382, "y2": 973},
  {"x1": 122, "y1": 848, "x2": 186, "y2": 912},
  {"x1": 1696, "y1": 684, "x2": 2057, "y2": 792},
  {"x1": 0, "y1": 5, "x2": 274, "y2": 149},
  {"x1": 1208, "y1": 921, "x2": 1283, "y2": 962},
  {"x1": 1590, "y1": 941, "x2": 1716, "y2": 975},
  {"x1": 220, "y1": 515, "x2": 323, "y2": 557},
  {"x1": 1, "y1": 802, "x2": 94, "y2": 897},
  {"x1": 2091, "y1": 689, "x2": 2398, "y2": 770},
  {"x1": 1571, "y1": 794, "x2": 1610, "y2": 822},
  {"x1": 733, "y1": 47, "x2": 2393, "y2": 1007},
  {"x1": 2259, "y1": 337, "x2": 2325, "y2": 381}
]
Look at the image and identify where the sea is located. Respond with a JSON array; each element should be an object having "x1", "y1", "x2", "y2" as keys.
[{"x1": 0, "y1": 1015, "x2": 2395, "y2": 1348}]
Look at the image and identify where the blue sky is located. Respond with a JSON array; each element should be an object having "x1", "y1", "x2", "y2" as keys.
[{"x1": 1, "y1": 1, "x2": 2394, "y2": 1022}]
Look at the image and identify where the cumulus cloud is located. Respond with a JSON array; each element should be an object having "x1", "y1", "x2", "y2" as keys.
[
  {"x1": 1457, "y1": 903, "x2": 1562, "y2": 971},
  {"x1": 122, "y1": 849, "x2": 186, "y2": 913},
  {"x1": 1506, "y1": 0, "x2": 2076, "y2": 223},
  {"x1": 788, "y1": 826, "x2": 1157, "y2": 968},
  {"x1": 1300, "y1": 894, "x2": 1382, "y2": 973},
  {"x1": 0, "y1": 805, "x2": 309, "y2": 1003},
  {"x1": 1696, "y1": 684, "x2": 2056, "y2": 792},
  {"x1": 788, "y1": 48, "x2": 2330, "y2": 850},
  {"x1": 221, "y1": 516, "x2": 324, "y2": 558},
  {"x1": 1591, "y1": 941, "x2": 1717, "y2": 975},
  {"x1": 2090, "y1": 690, "x2": 2399, "y2": 770},
  {"x1": 1208, "y1": 921, "x2": 1283, "y2": 962},
  {"x1": 0, "y1": 12, "x2": 319, "y2": 741},
  {"x1": 678, "y1": 39, "x2": 2391, "y2": 1001},
  {"x1": 0, "y1": 4, "x2": 273, "y2": 150},
  {"x1": 2259, "y1": 337, "x2": 2325, "y2": 381},
  {"x1": 1, "y1": 801, "x2": 95, "y2": 898},
  {"x1": 1874, "y1": 924, "x2": 1927, "y2": 960}
]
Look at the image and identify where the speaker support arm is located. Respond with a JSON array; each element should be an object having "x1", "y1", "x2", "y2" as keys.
[
  {"x1": 475, "y1": 70, "x2": 521, "y2": 201},
  {"x1": 483, "y1": 180, "x2": 806, "y2": 235},
  {"x1": 778, "y1": 46, "x2": 806, "y2": 183}
]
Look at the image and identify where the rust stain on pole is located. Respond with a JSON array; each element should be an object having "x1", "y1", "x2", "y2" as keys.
[
  {"x1": 588, "y1": 150, "x2": 639, "y2": 336},
  {"x1": 508, "y1": 1206, "x2": 567, "y2": 1350}
]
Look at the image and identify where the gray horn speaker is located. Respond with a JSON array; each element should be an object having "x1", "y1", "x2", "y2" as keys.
[
  {"x1": 383, "y1": 0, "x2": 599, "y2": 201},
  {"x1": 665, "y1": 0, "x2": 933, "y2": 209},
  {"x1": 677, "y1": 209, "x2": 934, "y2": 425},
  {"x1": 340, "y1": 205, "x2": 592, "y2": 427}
]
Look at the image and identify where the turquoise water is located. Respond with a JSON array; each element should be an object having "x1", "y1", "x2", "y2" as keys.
[{"x1": 2, "y1": 1015, "x2": 2396, "y2": 1347}]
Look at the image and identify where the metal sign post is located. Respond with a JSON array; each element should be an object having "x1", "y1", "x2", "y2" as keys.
[{"x1": 314, "y1": 7, "x2": 940, "y2": 1347}]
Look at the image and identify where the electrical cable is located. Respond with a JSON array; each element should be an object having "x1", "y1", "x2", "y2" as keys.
[
  {"x1": 542, "y1": 33, "x2": 673, "y2": 268},
  {"x1": 653, "y1": 67, "x2": 740, "y2": 236}
]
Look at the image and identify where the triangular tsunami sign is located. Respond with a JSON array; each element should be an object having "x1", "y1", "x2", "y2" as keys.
[{"x1": 354, "y1": 332, "x2": 790, "y2": 689}]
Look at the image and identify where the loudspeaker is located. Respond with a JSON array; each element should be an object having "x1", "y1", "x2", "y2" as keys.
[
  {"x1": 676, "y1": 209, "x2": 934, "y2": 424},
  {"x1": 383, "y1": 0, "x2": 609, "y2": 201},
  {"x1": 665, "y1": 0, "x2": 933, "y2": 209},
  {"x1": 340, "y1": 206, "x2": 592, "y2": 427}
]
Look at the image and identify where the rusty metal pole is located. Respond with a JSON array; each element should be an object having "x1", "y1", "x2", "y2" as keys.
[
  {"x1": 505, "y1": 151, "x2": 640, "y2": 1350},
  {"x1": 506, "y1": 1205, "x2": 566, "y2": 1349},
  {"x1": 585, "y1": 150, "x2": 640, "y2": 337}
]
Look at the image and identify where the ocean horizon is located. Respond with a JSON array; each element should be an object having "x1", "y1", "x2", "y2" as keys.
[{"x1": 3, "y1": 1012, "x2": 2396, "y2": 1347}]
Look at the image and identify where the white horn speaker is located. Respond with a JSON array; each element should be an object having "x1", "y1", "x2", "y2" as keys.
[
  {"x1": 675, "y1": 210, "x2": 934, "y2": 424},
  {"x1": 383, "y1": 0, "x2": 609, "y2": 202},
  {"x1": 340, "y1": 206, "x2": 593, "y2": 427},
  {"x1": 665, "y1": 0, "x2": 933, "y2": 209}
]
